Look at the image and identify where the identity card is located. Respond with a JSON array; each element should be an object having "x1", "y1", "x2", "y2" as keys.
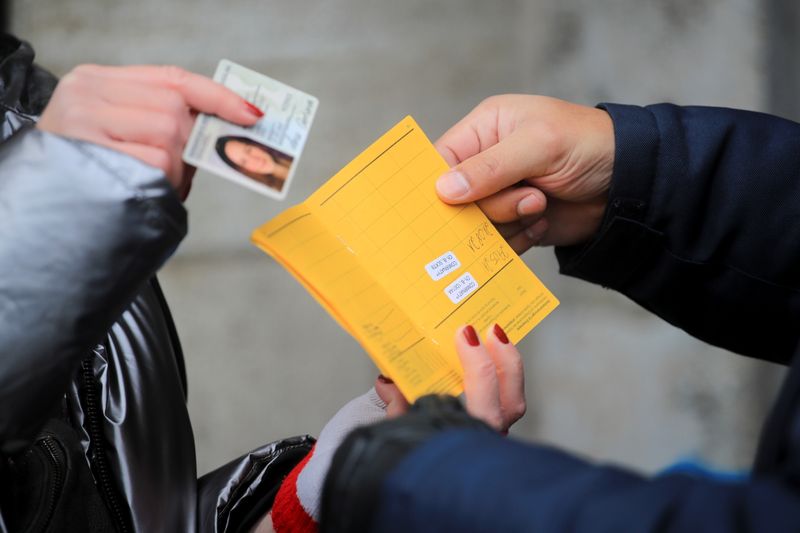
[{"x1": 183, "y1": 59, "x2": 318, "y2": 200}]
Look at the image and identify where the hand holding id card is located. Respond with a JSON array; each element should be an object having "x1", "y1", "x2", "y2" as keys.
[{"x1": 183, "y1": 60, "x2": 318, "y2": 199}]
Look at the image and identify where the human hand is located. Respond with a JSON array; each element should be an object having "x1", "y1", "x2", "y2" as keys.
[
  {"x1": 379, "y1": 323, "x2": 525, "y2": 433},
  {"x1": 374, "y1": 375, "x2": 410, "y2": 417},
  {"x1": 454, "y1": 323, "x2": 525, "y2": 432},
  {"x1": 37, "y1": 64, "x2": 264, "y2": 200},
  {"x1": 263, "y1": 324, "x2": 525, "y2": 532},
  {"x1": 434, "y1": 94, "x2": 614, "y2": 253}
]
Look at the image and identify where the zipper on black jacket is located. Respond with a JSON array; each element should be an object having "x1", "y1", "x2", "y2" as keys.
[
  {"x1": 80, "y1": 359, "x2": 131, "y2": 533},
  {"x1": 34, "y1": 436, "x2": 65, "y2": 532}
]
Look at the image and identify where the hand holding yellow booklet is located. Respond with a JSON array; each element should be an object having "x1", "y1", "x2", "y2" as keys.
[{"x1": 252, "y1": 117, "x2": 558, "y2": 401}]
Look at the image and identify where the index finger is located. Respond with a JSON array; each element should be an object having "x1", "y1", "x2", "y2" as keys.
[
  {"x1": 434, "y1": 101, "x2": 502, "y2": 167},
  {"x1": 455, "y1": 325, "x2": 504, "y2": 431},
  {"x1": 436, "y1": 130, "x2": 557, "y2": 205},
  {"x1": 484, "y1": 324, "x2": 526, "y2": 428},
  {"x1": 76, "y1": 64, "x2": 263, "y2": 126}
]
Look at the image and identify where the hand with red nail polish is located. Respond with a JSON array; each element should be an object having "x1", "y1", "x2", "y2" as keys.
[
  {"x1": 38, "y1": 64, "x2": 263, "y2": 201},
  {"x1": 368, "y1": 325, "x2": 524, "y2": 433},
  {"x1": 433, "y1": 95, "x2": 614, "y2": 254},
  {"x1": 452, "y1": 324, "x2": 526, "y2": 432}
]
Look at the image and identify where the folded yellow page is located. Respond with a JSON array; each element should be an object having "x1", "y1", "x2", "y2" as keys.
[{"x1": 252, "y1": 116, "x2": 558, "y2": 401}]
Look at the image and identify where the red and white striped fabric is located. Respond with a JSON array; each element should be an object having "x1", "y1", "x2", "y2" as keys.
[{"x1": 271, "y1": 388, "x2": 388, "y2": 532}]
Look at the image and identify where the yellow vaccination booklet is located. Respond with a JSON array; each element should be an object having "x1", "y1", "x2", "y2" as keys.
[{"x1": 252, "y1": 116, "x2": 558, "y2": 401}]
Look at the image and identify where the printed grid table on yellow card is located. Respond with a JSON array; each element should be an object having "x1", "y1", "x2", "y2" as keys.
[{"x1": 252, "y1": 116, "x2": 558, "y2": 402}]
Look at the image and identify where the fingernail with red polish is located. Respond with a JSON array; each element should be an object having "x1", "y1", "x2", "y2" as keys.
[
  {"x1": 493, "y1": 323, "x2": 510, "y2": 344},
  {"x1": 377, "y1": 374, "x2": 394, "y2": 384},
  {"x1": 463, "y1": 325, "x2": 480, "y2": 347},
  {"x1": 244, "y1": 101, "x2": 264, "y2": 118}
]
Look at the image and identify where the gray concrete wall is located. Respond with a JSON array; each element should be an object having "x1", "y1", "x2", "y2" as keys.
[{"x1": 12, "y1": 0, "x2": 788, "y2": 475}]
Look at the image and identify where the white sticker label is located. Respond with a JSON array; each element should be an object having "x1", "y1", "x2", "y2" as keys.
[
  {"x1": 444, "y1": 272, "x2": 478, "y2": 304},
  {"x1": 425, "y1": 251, "x2": 461, "y2": 281}
]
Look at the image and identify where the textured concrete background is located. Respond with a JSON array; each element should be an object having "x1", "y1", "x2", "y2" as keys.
[{"x1": 11, "y1": 0, "x2": 791, "y2": 475}]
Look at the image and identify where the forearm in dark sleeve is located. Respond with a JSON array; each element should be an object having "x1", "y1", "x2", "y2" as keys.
[
  {"x1": 556, "y1": 103, "x2": 800, "y2": 364},
  {"x1": 371, "y1": 429, "x2": 800, "y2": 533}
]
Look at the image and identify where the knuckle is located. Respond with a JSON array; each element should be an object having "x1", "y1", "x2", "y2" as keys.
[
  {"x1": 473, "y1": 358, "x2": 497, "y2": 382},
  {"x1": 481, "y1": 196, "x2": 515, "y2": 223},
  {"x1": 70, "y1": 64, "x2": 96, "y2": 77},
  {"x1": 57, "y1": 64, "x2": 105, "y2": 99},
  {"x1": 508, "y1": 400, "x2": 527, "y2": 421},
  {"x1": 62, "y1": 103, "x2": 89, "y2": 125},
  {"x1": 478, "y1": 94, "x2": 503, "y2": 110},
  {"x1": 505, "y1": 354, "x2": 524, "y2": 377},
  {"x1": 486, "y1": 413, "x2": 504, "y2": 431},
  {"x1": 156, "y1": 115, "x2": 182, "y2": 144},
  {"x1": 472, "y1": 153, "x2": 502, "y2": 182},
  {"x1": 525, "y1": 94, "x2": 547, "y2": 107},
  {"x1": 161, "y1": 65, "x2": 189, "y2": 86},
  {"x1": 56, "y1": 72, "x2": 85, "y2": 96},
  {"x1": 532, "y1": 121, "x2": 564, "y2": 160},
  {"x1": 151, "y1": 150, "x2": 171, "y2": 173},
  {"x1": 165, "y1": 92, "x2": 187, "y2": 116},
  {"x1": 167, "y1": 118, "x2": 182, "y2": 141}
]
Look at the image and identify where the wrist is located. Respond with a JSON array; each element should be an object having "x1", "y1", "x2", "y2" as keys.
[{"x1": 587, "y1": 106, "x2": 615, "y2": 200}]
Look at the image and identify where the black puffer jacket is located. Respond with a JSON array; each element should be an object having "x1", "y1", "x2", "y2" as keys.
[{"x1": 0, "y1": 34, "x2": 313, "y2": 532}]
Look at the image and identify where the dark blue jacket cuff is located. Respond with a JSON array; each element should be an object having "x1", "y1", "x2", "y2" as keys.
[{"x1": 556, "y1": 103, "x2": 664, "y2": 290}]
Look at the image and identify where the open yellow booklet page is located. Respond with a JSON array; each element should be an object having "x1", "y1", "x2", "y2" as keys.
[{"x1": 252, "y1": 116, "x2": 558, "y2": 401}]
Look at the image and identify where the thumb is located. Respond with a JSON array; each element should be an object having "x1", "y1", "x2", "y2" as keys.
[
  {"x1": 375, "y1": 375, "x2": 410, "y2": 418},
  {"x1": 435, "y1": 130, "x2": 552, "y2": 204}
]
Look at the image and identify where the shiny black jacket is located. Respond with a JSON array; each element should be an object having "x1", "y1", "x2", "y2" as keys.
[{"x1": 0, "y1": 35, "x2": 312, "y2": 532}]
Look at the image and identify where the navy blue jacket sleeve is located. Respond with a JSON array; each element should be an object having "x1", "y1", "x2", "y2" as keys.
[
  {"x1": 556, "y1": 104, "x2": 800, "y2": 365},
  {"x1": 372, "y1": 430, "x2": 800, "y2": 533}
]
